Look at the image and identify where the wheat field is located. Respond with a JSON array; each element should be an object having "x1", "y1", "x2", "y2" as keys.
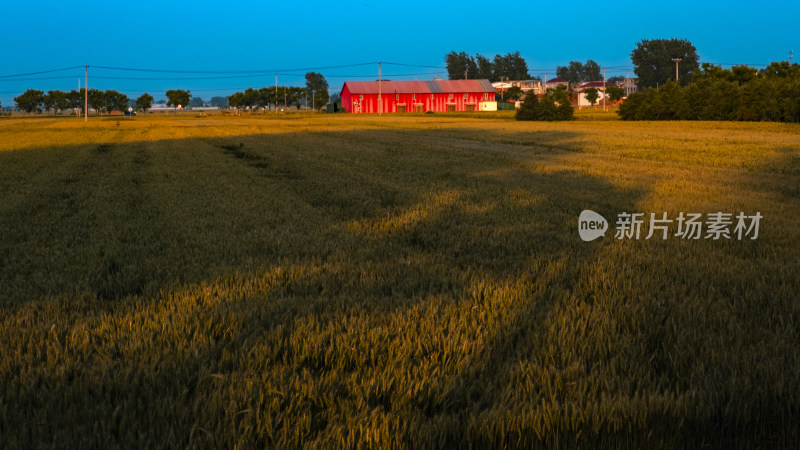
[{"x1": 1, "y1": 111, "x2": 799, "y2": 448}]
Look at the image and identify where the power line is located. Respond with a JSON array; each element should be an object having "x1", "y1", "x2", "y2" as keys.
[
  {"x1": 90, "y1": 62, "x2": 378, "y2": 74},
  {"x1": 0, "y1": 66, "x2": 83, "y2": 79}
]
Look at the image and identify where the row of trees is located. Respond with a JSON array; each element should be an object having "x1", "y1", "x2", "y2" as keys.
[
  {"x1": 11, "y1": 88, "x2": 198, "y2": 114},
  {"x1": 516, "y1": 85, "x2": 573, "y2": 121},
  {"x1": 10, "y1": 72, "x2": 330, "y2": 114},
  {"x1": 619, "y1": 62, "x2": 800, "y2": 122},
  {"x1": 229, "y1": 87, "x2": 306, "y2": 109},
  {"x1": 555, "y1": 60, "x2": 602, "y2": 83},
  {"x1": 446, "y1": 39, "x2": 701, "y2": 88},
  {"x1": 14, "y1": 89, "x2": 131, "y2": 114},
  {"x1": 445, "y1": 51, "x2": 532, "y2": 81},
  {"x1": 228, "y1": 72, "x2": 330, "y2": 110}
]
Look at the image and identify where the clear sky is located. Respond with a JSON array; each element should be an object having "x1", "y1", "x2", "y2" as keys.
[{"x1": 1, "y1": 0, "x2": 798, "y2": 105}]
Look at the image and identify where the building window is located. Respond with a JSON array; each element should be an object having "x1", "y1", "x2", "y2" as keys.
[
  {"x1": 448, "y1": 94, "x2": 453, "y2": 100},
  {"x1": 395, "y1": 93, "x2": 399, "y2": 100},
  {"x1": 464, "y1": 93, "x2": 468, "y2": 99},
  {"x1": 359, "y1": 95, "x2": 363, "y2": 100},
  {"x1": 412, "y1": 94, "x2": 416, "y2": 100},
  {"x1": 483, "y1": 93, "x2": 488, "y2": 99},
  {"x1": 430, "y1": 94, "x2": 434, "y2": 99}
]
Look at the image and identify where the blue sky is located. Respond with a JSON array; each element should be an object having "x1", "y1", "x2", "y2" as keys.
[{"x1": 1, "y1": 0, "x2": 798, "y2": 105}]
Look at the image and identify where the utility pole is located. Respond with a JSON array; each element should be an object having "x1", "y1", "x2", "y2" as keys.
[
  {"x1": 284, "y1": 87, "x2": 287, "y2": 110},
  {"x1": 543, "y1": 72, "x2": 547, "y2": 94},
  {"x1": 275, "y1": 74, "x2": 278, "y2": 114},
  {"x1": 378, "y1": 62, "x2": 382, "y2": 115},
  {"x1": 312, "y1": 89, "x2": 314, "y2": 110},
  {"x1": 672, "y1": 58, "x2": 682, "y2": 84},
  {"x1": 602, "y1": 67, "x2": 606, "y2": 111},
  {"x1": 625, "y1": 71, "x2": 629, "y2": 96},
  {"x1": 84, "y1": 65, "x2": 88, "y2": 122}
]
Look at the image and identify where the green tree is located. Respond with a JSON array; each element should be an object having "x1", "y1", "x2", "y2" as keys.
[
  {"x1": 556, "y1": 61, "x2": 585, "y2": 83},
  {"x1": 67, "y1": 89, "x2": 85, "y2": 114},
  {"x1": 515, "y1": 92, "x2": 539, "y2": 121},
  {"x1": 228, "y1": 92, "x2": 245, "y2": 108},
  {"x1": 88, "y1": 89, "x2": 107, "y2": 115},
  {"x1": 583, "y1": 60, "x2": 601, "y2": 81},
  {"x1": 445, "y1": 51, "x2": 478, "y2": 80},
  {"x1": 14, "y1": 89, "x2": 44, "y2": 113},
  {"x1": 584, "y1": 87, "x2": 600, "y2": 106},
  {"x1": 506, "y1": 85, "x2": 524, "y2": 100},
  {"x1": 606, "y1": 86, "x2": 625, "y2": 102},
  {"x1": 106, "y1": 91, "x2": 130, "y2": 113},
  {"x1": 493, "y1": 52, "x2": 530, "y2": 81},
  {"x1": 136, "y1": 93, "x2": 153, "y2": 112},
  {"x1": 189, "y1": 97, "x2": 205, "y2": 108},
  {"x1": 475, "y1": 54, "x2": 494, "y2": 80},
  {"x1": 165, "y1": 89, "x2": 191, "y2": 109},
  {"x1": 305, "y1": 72, "x2": 329, "y2": 107},
  {"x1": 631, "y1": 38, "x2": 699, "y2": 88},
  {"x1": 760, "y1": 61, "x2": 800, "y2": 79},
  {"x1": 288, "y1": 87, "x2": 305, "y2": 108}
]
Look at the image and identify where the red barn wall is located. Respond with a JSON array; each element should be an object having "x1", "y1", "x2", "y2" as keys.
[{"x1": 342, "y1": 84, "x2": 493, "y2": 113}]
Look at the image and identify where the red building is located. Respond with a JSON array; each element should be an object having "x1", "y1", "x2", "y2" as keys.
[{"x1": 341, "y1": 79, "x2": 497, "y2": 113}]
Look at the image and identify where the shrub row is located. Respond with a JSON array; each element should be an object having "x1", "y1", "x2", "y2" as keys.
[
  {"x1": 516, "y1": 88, "x2": 574, "y2": 121},
  {"x1": 619, "y1": 78, "x2": 800, "y2": 122}
]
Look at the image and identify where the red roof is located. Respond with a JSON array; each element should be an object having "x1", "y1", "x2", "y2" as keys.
[
  {"x1": 343, "y1": 79, "x2": 495, "y2": 95},
  {"x1": 545, "y1": 77, "x2": 568, "y2": 84}
]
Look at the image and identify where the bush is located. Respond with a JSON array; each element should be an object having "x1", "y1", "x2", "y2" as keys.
[
  {"x1": 516, "y1": 89, "x2": 574, "y2": 121},
  {"x1": 619, "y1": 63, "x2": 800, "y2": 123}
]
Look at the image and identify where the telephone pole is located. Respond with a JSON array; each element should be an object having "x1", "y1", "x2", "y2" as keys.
[
  {"x1": 84, "y1": 65, "x2": 88, "y2": 122},
  {"x1": 275, "y1": 74, "x2": 278, "y2": 114},
  {"x1": 672, "y1": 58, "x2": 682, "y2": 83},
  {"x1": 602, "y1": 67, "x2": 606, "y2": 111}
]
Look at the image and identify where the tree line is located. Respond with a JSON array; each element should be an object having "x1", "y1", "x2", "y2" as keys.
[
  {"x1": 11, "y1": 72, "x2": 331, "y2": 114},
  {"x1": 445, "y1": 52, "x2": 532, "y2": 81},
  {"x1": 13, "y1": 89, "x2": 133, "y2": 115},
  {"x1": 619, "y1": 62, "x2": 800, "y2": 122},
  {"x1": 229, "y1": 72, "x2": 330, "y2": 110}
]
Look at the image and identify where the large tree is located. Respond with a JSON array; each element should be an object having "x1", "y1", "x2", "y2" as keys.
[
  {"x1": 584, "y1": 87, "x2": 600, "y2": 106},
  {"x1": 305, "y1": 72, "x2": 329, "y2": 108},
  {"x1": 556, "y1": 60, "x2": 601, "y2": 83},
  {"x1": 87, "y1": 89, "x2": 108, "y2": 115},
  {"x1": 44, "y1": 90, "x2": 68, "y2": 114},
  {"x1": 106, "y1": 90, "x2": 130, "y2": 113},
  {"x1": 189, "y1": 97, "x2": 205, "y2": 108},
  {"x1": 67, "y1": 89, "x2": 85, "y2": 114},
  {"x1": 556, "y1": 61, "x2": 584, "y2": 83},
  {"x1": 493, "y1": 52, "x2": 530, "y2": 81},
  {"x1": 475, "y1": 55, "x2": 494, "y2": 80},
  {"x1": 582, "y1": 60, "x2": 601, "y2": 81},
  {"x1": 228, "y1": 92, "x2": 245, "y2": 108},
  {"x1": 631, "y1": 38, "x2": 699, "y2": 88},
  {"x1": 445, "y1": 52, "x2": 478, "y2": 80},
  {"x1": 165, "y1": 89, "x2": 191, "y2": 109},
  {"x1": 136, "y1": 93, "x2": 153, "y2": 112},
  {"x1": 14, "y1": 89, "x2": 44, "y2": 113}
]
